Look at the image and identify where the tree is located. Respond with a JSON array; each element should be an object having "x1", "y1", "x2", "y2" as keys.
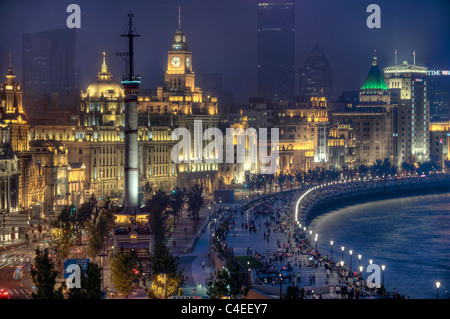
[
  {"x1": 67, "y1": 262, "x2": 104, "y2": 299},
  {"x1": 49, "y1": 206, "x2": 78, "y2": 274},
  {"x1": 186, "y1": 184, "x2": 204, "y2": 230},
  {"x1": 109, "y1": 253, "x2": 139, "y2": 299},
  {"x1": 147, "y1": 243, "x2": 183, "y2": 299},
  {"x1": 86, "y1": 211, "x2": 110, "y2": 259},
  {"x1": 169, "y1": 187, "x2": 186, "y2": 227},
  {"x1": 30, "y1": 248, "x2": 65, "y2": 299},
  {"x1": 147, "y1": 190, "x2": 171, "y2": 245},
  {"x1": 283, "y1": 286, "x2": 302, "y2": 299},
  {"x1": 206, "y1": 260, "x2": 245, "y2": 299}
]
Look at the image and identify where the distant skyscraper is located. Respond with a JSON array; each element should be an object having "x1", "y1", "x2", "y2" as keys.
[
  {"x1": 426, "y1": 70, "x2": 450, "y2": 122},
  {"x1": 299, "y1": 45, "x2": 333, "y2": 99},
  {"x1": 22, "y1": 28, "x2": 80, "y2": 115},
  {"x1": 257, "y1": 0, "x2": 295, "y2": 102},
  {"x1": 201, "y1": 73, "x2": 235, "y2": 114}
]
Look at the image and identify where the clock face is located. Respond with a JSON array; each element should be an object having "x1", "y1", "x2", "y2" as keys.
[
  {"x1": 186, "y1": 56, "x2": 191, "y2": 69},
  {"x1": 171, "y1": 56, "x2": 182, "y2": 68}
]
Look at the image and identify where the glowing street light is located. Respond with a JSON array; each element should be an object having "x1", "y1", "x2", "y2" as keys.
[
  {"x1": 381, "y1": 265, "x2": 386, "y2": 288},
  {"x1": 330, "y1": 241, "x2": 334, "y2": 260},
  {"x1": 436, "y1": 282, "x2": 441, "y2": 299},
  {"x1": 341, "y1": 246, "x2": 345, "y2": 260},
  {"x1": 349, "y1": 250, "x2": 353, "y2": 270}
]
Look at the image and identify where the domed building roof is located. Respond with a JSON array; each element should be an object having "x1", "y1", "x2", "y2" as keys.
[
  {"x1": 84, "y1": 52, "x2": 124, "y2": 100},
  {"x1": 361, "y1": 54, "x2": 388, "y2": 91}
]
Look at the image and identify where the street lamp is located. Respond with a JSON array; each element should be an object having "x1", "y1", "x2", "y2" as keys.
[
  {"x1": 359, "y1": 266, "x2": 364, "y2": 293},
  {"x1": 330, "y1": 241, "x2": 334, "y2": 261},
  {"x1": 369, "y1": 259, "x2": 373, "y2": 265},
  {"x1": 358, "y1": 254, "x2": 362, "y2": 267},
  {"x1": 279, "y1": 272, "x2": 283, "y2": 299},
  {"x1": 341, "y1": 246, "x2": 345, "y2": 261},
  {"x1": 436, "y1": 282, "x2": 441, "y2": 299},
  {"x1": 248, "y1": 261, "x2": 251, "y2": 286},
  {"x1": 309, "y1": 230, "x2": 313, "y2": 245},
  {"x1": 381, "y1": 265, "x2": 385, "y2": 289},
  {"x1": 349, "y1": 250, "x2": 353, "y2": 270},
  {"x1": 208, "y1": 205, "x2": 211, "y2": 219},
  {"x1": 314, "y1": 237, "x2": 317, "y2": 252}
]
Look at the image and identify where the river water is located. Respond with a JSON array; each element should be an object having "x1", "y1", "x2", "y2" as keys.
[{"x1": 308, "y1": 192, "x2": 450, "y2": 299}]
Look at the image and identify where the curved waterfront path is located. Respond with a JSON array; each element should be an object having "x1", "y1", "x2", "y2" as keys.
[{"x1": 178, "y1": 174, "x2": 450, "y2": 299}]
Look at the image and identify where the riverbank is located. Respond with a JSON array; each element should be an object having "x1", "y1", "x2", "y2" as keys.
[{"x1": 295, "y1": 174, "x2": 450, "y2": 227}]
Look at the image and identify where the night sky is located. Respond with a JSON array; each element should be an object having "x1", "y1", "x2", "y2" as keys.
[{"x1": 1, "y1": 0, "x2": 449, "y2": 104}]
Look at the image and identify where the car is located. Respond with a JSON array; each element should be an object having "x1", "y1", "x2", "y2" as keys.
[{"x1": 0, "y1": 289, "x2": 10, "y2": 299}]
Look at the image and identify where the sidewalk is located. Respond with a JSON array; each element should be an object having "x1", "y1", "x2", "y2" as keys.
[{"x1": 174, "y1": 192, "x2": 346, "y2": 299}]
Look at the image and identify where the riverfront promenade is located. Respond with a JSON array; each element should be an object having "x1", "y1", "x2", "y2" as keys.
[
  {"x1": 105, "y1": 174, "x2": 450, "y2": 298},
  {"x1": 175, "y1": 175, "x2": 450, "y2": 299}
]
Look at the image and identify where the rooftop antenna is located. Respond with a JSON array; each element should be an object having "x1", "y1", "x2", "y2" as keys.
[
  {"x1": 178, "y1": 6, "x2": 181, "y2": 31},
  {"x1": 120, "y1": 13, "x2": 140, "y2": 81}
]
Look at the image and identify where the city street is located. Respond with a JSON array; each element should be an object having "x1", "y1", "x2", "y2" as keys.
[{"x1": 0, "y1": 243, "x2": 42, "y2": 299}]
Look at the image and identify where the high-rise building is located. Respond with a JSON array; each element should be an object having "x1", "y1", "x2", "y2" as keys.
[
  {"x1": 257, "y1": 0, "x2": 295, "y2": 102},
  {"x1": 299, "y1": 45, "x2": 334, "y2": 100},
  {"x1": 22, "y1": 28, "x2": 80, "y2": 116},
  {"x1": 384, "y1": 60, "x2": 430, "y2": 165},
  {"x1": 426, "y1": 70, "x2": 450, "y2": 122}
]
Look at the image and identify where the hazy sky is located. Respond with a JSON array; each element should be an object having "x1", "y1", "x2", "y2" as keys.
[{"x1": 1, "y1": 0, "x2": 449, "y2": 104}]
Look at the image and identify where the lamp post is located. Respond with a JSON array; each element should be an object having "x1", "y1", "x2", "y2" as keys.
[
  {"x1": 359, "y1": 265, "x2": 364, "y2": 294},
  {"x1": 247, "y1": 261, "x2": 251, "y2": 286},
  {"x1": 436, "y1": 282, "x2": 440, "y2": 299},
  {"x1": 381, "y1": 265, "x2": 385, "y2": 290},
  {"x1": 314, "y1": 237, "x2": 317, "y2": 252},
  {"x1": 358, "y1": 254, "x2": 362, "y2": 267},
  {"x1": 340, "y1": 261, "x2": 344, "y2": 297},
  {"x1": 208, "y1": 205, "x2": 211, "y2": 219},
  {"x1": 369, "y1": 259, "x2": 373, "y2": 265},
  {"x1": 341, "y1": 246, "x2": 345, "y2": 261},
  {"x1": 349, "y1": 250, "x2": 353, "y2": 270},
  {"x1": 309, "y1": 230, "x2": 313, "y2": 245},
  {"x1": 330, "y1": 241, "x2": 334, "y2": 261},
  {"x1": 279, "y1": 272, "x2": 283, "y2": 299}
]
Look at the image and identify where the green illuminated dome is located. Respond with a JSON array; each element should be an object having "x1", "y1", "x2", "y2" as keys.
[{"x1": 361, "y1": 55, "x2": 388, "y2": 91}]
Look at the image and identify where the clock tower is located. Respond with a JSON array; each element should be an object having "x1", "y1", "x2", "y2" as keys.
[{"x1": 165, "y1": 7, "x2": 195, "y2": 92}]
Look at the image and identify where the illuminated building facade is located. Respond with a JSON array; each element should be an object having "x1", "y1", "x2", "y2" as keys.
[
  {"x1": 384, "y1": 61, "x2": 430, "y2": 165},
  {"x1": 429, "y1": 121, "x2": 450, "y2": 164},
  {"x1": 0, "y1": 121, "x2": 20, "y2": 242},
  {"x1": 137, "y1": 18, "x2": 220, "y2": 193},
  {"x1": 273, "y1": 97, "x2": 329, "y2": 172},
  {"x1": 331, "y1": 54, "x2": 394, "y2": 166},
  {"x1": 257, "y1": 0, "x2": 295, "y2": 102},
  {"x1": 28, "y1": 140, "x2": 72, "y2": 214}
]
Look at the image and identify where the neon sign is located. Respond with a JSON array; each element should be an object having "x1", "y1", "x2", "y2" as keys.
[{"x1": 427, "y1": 70, "x2": 450, "y2": 76}]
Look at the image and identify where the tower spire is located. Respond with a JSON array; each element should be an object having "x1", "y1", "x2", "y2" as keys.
[
  {"x1": 121, "y1": 13, "x2": 140, "y2": 81},
  {"x1": 178, "y1": 6, "x2": 181, "y2": 31},
  {"x1": 101, "y1": 51, "x2": 108, "y2": 74},
  {"x1": 372, "y1": 49, "x2": 378, "y2": 66}
]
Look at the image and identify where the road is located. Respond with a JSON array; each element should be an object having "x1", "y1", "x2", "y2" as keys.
[{"x1": 0, "y1": 242, "x2": 47, "y2": 299}]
